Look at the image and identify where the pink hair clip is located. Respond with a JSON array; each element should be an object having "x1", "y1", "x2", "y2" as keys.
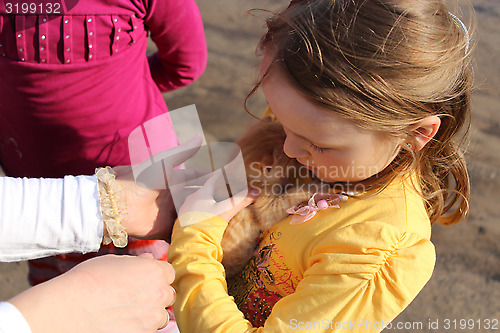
[{"x1": 286, "y1": 192, "x2": 348, "y2": 225}]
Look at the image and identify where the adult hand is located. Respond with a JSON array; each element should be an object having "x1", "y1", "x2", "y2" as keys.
[{"x1": 9, "y1": 254, "x2": 175, "y2": 333}]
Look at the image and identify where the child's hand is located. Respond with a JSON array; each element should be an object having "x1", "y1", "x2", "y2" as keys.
[
  {"x1": 178, "y1": 170, "x2": 259, "y2": 226},
  {"x1": 113, "y1": 166, "x2": 178, "y2": 242},
  {"x1": 111, "y1": 134, "x2": 206, "y2": 242},
  {"x1": 9, "y1": 254, "x2": 175, "y2": 333}
]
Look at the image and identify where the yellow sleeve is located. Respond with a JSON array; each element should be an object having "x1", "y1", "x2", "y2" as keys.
[
  {"x1": 168, "y1": 216, "x2": 259, "y2": 332},
  {"x1": 169, "y1": 218, "x2": 435, "y2": 332}
]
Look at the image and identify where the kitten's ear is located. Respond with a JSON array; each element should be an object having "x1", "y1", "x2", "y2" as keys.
[
  {"x1": 261, "y1": 154, "x2": 273, "y2": 167},
  {"x1": 272, "y1": 145, "x2": 285, "y2": 163}
]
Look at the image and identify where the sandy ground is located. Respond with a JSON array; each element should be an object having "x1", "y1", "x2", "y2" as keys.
[{"x1": 1, "y1": 0, "x2": 499, "y2": 331}]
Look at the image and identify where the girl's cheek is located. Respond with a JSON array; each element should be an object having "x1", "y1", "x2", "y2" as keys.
[{"x1": 315, "y1": 153, "x2": 342, "y2": 168}]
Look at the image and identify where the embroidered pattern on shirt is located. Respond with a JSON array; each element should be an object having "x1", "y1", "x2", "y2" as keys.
[{"x1": 227, "y1": 231, "x2": 295, "y2": 327}]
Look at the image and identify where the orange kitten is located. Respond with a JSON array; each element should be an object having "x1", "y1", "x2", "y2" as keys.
[{"x1": 221, "y1": 119, "x2": 324, "y2": 278}]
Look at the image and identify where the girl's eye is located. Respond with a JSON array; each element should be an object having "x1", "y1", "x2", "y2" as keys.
[{"x1": 309, "y1": 143, "x2": 330, "y2": 153}]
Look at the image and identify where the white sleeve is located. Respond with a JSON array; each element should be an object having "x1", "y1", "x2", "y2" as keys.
[
  {"x1": 0, "y1": 175, "x2": 103, "y2": 262},
  {"x1": 0, "y1": 302, "x2": 32, "y2": 333}
]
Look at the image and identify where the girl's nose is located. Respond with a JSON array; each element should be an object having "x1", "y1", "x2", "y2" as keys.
[{"x1": 283, "y1": 135, "x2": 309, "y2": 159}]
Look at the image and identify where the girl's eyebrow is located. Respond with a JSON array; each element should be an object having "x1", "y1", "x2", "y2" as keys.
[{"x1": 292, "y1": 128, "x2": 345, "y2": 149}]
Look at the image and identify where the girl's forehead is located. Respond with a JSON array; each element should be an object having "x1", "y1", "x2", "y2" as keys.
[
  {"x1": 262, "y1": 71, "x2": 367, "y2": 145},
  {"x1": 278, "y1": 106, "x2": 366, "y2": 147}
]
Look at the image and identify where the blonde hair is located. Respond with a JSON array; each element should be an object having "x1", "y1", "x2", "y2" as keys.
[{"x1": 246, "y1": 0, "x2": 472, "y2": 225}]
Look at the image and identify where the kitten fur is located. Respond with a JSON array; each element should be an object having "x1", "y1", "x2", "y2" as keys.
[{"x1": 221, "y1": 119, "x2": 323, "y2": 278}]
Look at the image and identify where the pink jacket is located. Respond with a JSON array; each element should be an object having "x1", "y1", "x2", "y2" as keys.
[{"x1": 0, "y1": 0, "x2": 207, "y2": 177}]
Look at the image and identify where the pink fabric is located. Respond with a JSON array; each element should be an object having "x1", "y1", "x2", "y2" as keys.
[
  {"x1": 0, "y1": 0, "x2": 207, "y2": 177},
  {"x1": 286, "y1": 193, "x2": 348, "y2": 224},
  {"x1": 0, "y1": 0, "x2": 207, "y2": 310}
]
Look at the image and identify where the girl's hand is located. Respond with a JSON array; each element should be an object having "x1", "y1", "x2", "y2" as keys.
[
  {"x1": 178, "y1": 170, "x2": 259, "y2": 226},
  {"x1": 9, "y1": 254, "x2": 175, "y2": 333},
  {"x1": 113, "y1": 166, "x2": 178, "y2": 242},
  {"x1": 219, "y1": 187, "x2": 260, "y2": 222},
  {"x1": 111, "y1": 134, "x2": 205, "y2": 242}
]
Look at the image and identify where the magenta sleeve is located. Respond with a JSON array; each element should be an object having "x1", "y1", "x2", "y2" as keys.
[{"x1": 145, "y1": 0, "x2": 208, "y2": 92}]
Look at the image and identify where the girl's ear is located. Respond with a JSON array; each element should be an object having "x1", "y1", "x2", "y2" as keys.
[{"x1": 407, "y1": 116, "x2": 441, "y2": 151}]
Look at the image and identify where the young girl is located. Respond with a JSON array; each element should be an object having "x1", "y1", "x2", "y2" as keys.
[
  {"x1": 0, "y1": 0, "x2": 206, "y2": 289},
  {"x1": 168, "y1": 0, "x2": 471, "y2": 331}
]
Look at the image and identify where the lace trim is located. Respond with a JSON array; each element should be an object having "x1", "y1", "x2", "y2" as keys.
[{"x1": 95, "y1": 167, "x2": 128, "y2": 247}]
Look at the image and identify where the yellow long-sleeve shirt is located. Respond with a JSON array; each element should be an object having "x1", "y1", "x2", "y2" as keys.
[{"x1": 168, "y1": 174, "x2": 436, "y2": 332}]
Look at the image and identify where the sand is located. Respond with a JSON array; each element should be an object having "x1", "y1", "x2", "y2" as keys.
[{"x1": 1, "y1": 0, "x2": 499, "y2": 331}]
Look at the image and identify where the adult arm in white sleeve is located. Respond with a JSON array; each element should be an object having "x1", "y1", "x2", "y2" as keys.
[
  {"x1": 0, "y1": 302, "x2": 31, "y2": 333},
  {"x1": 1, "y1": 255, "x2": 176, "y2": 333},
  {"x1": 0, "y1": 175, "x2": 103, "y2": 262}
]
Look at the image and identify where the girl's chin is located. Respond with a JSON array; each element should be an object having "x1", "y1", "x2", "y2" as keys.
[
  {"x1": 311, "y1": 172, "x2": 366, "y2": 185},
  {"x1": 300, "y1": 163, "x2": 375, "y2": 184},
  {"x1": 310, "y1": 172, "x2": 342, "y2": 185}
]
